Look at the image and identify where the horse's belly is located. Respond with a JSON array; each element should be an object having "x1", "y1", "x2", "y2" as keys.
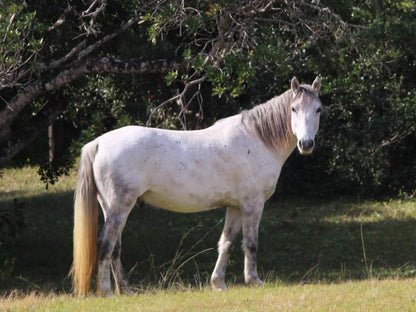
[{"x1": 141, "y1": 190, "x2": 238, "y2": 213}]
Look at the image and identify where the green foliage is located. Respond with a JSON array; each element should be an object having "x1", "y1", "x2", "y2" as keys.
[
  {"x1": 0, "y1": 3, "x2": 45, "y2": 69},
  {"x1": 191, "y1": 55, "x2": 208, "y2": 73},
  {"x1": 165, "y1": 70, "x2": 178, "y2": 86},
  {"x1": 37, "y1": 159, "x2": 73, "y2": 189},
  {"x1": 315, "y1": 2, "x2": 416, "y2": 195}
]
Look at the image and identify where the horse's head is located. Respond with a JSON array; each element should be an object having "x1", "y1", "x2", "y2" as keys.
[{"x1": 290, "y1": 76, "x2": 322, "y2": 155}]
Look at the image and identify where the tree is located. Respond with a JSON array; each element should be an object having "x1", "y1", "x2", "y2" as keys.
[{"x1": 0, "y1": 0, "x2": 353, "y2": 166}]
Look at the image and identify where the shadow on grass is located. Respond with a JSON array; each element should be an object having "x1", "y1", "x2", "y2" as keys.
[{"x1": 1, "y1": 190, "x2": 415, "y2": 295}]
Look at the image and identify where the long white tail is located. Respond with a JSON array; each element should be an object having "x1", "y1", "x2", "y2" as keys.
[{"x1": 69, "y1": 140, "x2": 99, "y2": 296}]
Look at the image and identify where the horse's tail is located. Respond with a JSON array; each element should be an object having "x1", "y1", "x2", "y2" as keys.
[{"x1": 70, "y1": 140, "x2": 99, "y2": 296}]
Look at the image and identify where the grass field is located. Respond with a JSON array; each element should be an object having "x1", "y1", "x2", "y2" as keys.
[
  {"x1": 1, "y1": 166, "x2": 416, "y2": 310},
  {"x1": 2, "y1": 280, "x2": 416, "y2": 311}
]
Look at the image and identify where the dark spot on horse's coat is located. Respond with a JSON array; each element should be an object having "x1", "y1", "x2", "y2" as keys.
[
  {"x1": 247, "y1": 149, "x2": 250, "y2": 154},
  {"x1": 243, "y1": 237, "x2": 258, "y2": 258},
  {"x1": 112, "y1": 240, "x2": 121, "y2": 260},
  {"x1": 245, "y1": 241, "x2": 257, "y2": 254},
  {"x1": 225, "y1": 228, "x2": 239, "y2": 250},
  {"x1": 111, "y1": 173, "x2": 139, "y2": 206},
  {"x1": 228, "y1": 240, "x2": 236, "y2": 253},
  {"x1": 98, "y1": 240, "x2": 112, "y2": 262}
]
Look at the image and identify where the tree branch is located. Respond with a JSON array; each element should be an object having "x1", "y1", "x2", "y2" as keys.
[
  {"x1": 37, "y1": 40, "x2": 87, "y2": 71},
  {"x1": 254, "y1": 17, "x2": 301, "y2": 27},
  {"x1": 146, "y1": 76, "x2": 206, "y2": 129},
  {"x1": 0, "y1": 57, "x2": 185, "y2": 147},
  {"x1": 77, "y1": 18, "x2": 138, "y2": 60}
]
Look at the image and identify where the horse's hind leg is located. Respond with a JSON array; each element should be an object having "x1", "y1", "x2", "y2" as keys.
[
  {"x1": 97, "y1": 205, "x2": 134, "y2": 297},
  {"x1": 111, "y1": 236, "x2": 133, "y2": 295},
  {"x1": 241, "y1": 201, "x2": 264, "y2": 287},
  {"x1": 211, "y1": 207, "x2": 242, "y2": 291}
]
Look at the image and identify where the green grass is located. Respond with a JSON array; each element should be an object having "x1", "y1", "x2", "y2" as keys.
[{"x1": 1, "y1": 166, "x2": 416, "y2": 310}]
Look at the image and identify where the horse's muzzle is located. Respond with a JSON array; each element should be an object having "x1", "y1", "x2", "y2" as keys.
[{"x1": 298, "y1": 138, "x2": 315, "y2": 155}]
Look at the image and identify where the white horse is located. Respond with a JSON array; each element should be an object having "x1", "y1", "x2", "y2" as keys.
[{"x1": 70, "y1": 77, "x2": 322, "y2": 296}]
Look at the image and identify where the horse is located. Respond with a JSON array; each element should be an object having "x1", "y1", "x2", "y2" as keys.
[{"x1": 70, "y1": 76, "x2": 322, "y2": 296}]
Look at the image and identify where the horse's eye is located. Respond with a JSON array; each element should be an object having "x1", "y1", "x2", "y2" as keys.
[
  {"x1": 316, "y1": 107, "x2": 322, "y2": 114},
  {"x1": 291, "y1": 107, "x2": 297, "y2": 113}
]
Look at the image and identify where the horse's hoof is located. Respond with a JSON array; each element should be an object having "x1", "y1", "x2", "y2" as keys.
[
  {"x1": 246, "y1": 277, "x2": 264, "y2": 287},
  {"x1": 211, "y1": 277, "x2": 227, "y2": 291},
  {"x1": 121, "y1": 287, "x2": 135, "y2": 296},
  {"x1": 98, "y1": 289, "x2": 113, "y2": 297}
]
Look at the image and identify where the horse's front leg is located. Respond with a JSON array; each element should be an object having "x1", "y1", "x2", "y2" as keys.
[
  {"x1": 211, "y1": 207, "x2": 242, "y2": 291},
  {"x1": 241, "y1": 202, "x2": 264, "y2": 287}
]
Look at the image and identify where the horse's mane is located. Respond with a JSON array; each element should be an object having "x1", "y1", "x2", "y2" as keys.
[{"x1": 242, "y1": 89, "x2": 293, "y2": 151}]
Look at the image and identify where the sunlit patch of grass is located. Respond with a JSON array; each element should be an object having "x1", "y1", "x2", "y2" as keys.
[
  {"x1": 0, "y1": 166, "x2": 76, "y2": 200},
  {"x1": 318, "y1": 199, "x2": 416, "y2": 223}
]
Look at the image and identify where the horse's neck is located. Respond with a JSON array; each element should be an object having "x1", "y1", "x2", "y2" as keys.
[{"x1": 283, "y1": 135, "x2": 298, "y2": 160}]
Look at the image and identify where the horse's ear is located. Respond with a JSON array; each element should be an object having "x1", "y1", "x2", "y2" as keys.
[
  {"x1": 312, "y1": 76, "x2": 321, "y2": 94},
  {"x1": 291, "y1": 77, "x2": 300, "y2": 95}
]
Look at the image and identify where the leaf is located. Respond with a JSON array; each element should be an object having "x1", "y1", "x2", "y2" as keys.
[
  {"x1": 165, "y1": 70, "x2": 178, "y2": 86},
  {"x1": 182, "y1": 48, "x2": 191, "y2": 59},
  {"x1": 192, "y1": 55, "x2": 207, "y2": 72}
]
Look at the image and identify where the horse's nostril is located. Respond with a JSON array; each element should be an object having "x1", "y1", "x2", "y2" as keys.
[
  {"x1": 299, "y1": 139, "x2": 314, "y2": 151},
  {"x1": 304, "y1": 139, "x2": 314, "y2": 150}
]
